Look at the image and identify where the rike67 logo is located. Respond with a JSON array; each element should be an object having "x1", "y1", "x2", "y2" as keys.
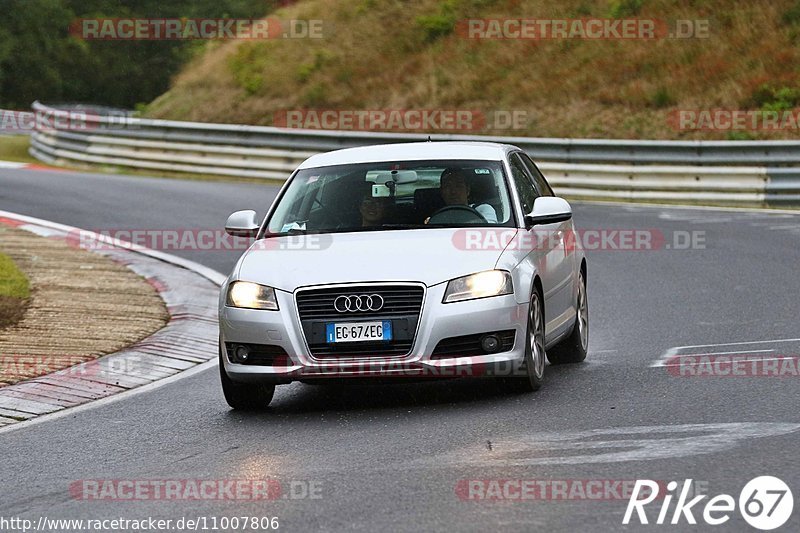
[{"x1": 623, "y1": 477, "x2": 794, "y2": 530}]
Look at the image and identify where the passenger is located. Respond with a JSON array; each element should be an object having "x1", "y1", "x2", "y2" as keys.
[
  {"x1": 438, "y1": 168, "x2": 498, "y2": 223},
  {"x1": 359, "y1": 185, "x2": 392, "y2": 227}
]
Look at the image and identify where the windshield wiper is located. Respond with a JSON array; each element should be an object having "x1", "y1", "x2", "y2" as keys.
[{"x1": 262, "y1": 228, "x2": 310, "y2": 238}]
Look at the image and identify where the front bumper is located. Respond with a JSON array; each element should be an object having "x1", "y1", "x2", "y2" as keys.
[{"x1": 219, "y1": 282, "x2": 528, "y2": 383}]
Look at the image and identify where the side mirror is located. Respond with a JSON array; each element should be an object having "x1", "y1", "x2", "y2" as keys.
[
  {"x1": 524, "y1": 197, "x2": 572, "y2": 227},
  {"x1": 225, "y1": 210, "x2": 259, "y2": 237}
]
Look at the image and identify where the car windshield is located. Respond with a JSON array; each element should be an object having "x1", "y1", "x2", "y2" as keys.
[{"x1": 266, "y1": 159, "x2": 515, "y2": 235}]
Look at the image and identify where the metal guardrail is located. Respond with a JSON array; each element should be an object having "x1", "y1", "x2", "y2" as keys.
[{"x1": 28, "y1": 102, "x2": 800, "y2": 206}]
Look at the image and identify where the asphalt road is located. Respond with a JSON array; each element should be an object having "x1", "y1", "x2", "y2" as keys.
[{"x1": 2, "y1": 167, "x2": 800, "y2": 532}]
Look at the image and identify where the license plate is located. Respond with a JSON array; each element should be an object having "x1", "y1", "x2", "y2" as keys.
[{"x1": 326, "y1": 321, "x2": 392, "y2": 343}]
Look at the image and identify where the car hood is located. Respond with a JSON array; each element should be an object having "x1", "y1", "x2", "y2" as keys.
[{"x1": 235, "y1": 228, "x2": 518, "y2": 292}]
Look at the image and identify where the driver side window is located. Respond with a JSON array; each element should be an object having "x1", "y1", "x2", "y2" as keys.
[
  {"x1": 520, "y1": 153, "x2": 555, "y2": 197},
  {"x1": 510, "y1": 154, "x2": 538, "y2": 214}
]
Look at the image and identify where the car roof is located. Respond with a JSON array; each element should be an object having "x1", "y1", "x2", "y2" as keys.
[{"x1": 296, "y1": 141, "x2": 521, "y2": 170}]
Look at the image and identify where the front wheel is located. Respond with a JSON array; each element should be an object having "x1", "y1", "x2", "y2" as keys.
[
  {"x1": 547, "y1": 271, "x2": 588, "y2": 365},
  {"x1": 219, "y1": 351, "x2": 275, "y2": 409},
  {"x1": 509, "y1": 289, "x2": 545, "y2": 392}
]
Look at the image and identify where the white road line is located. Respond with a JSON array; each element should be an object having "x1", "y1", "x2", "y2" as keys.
[
  {"x1": 652, "y1": 338, "x2": 800, "y2": 367},
  {"x1": 576, "y1": 199, "x2": 800, "y2": 215},
  {"x1": 407, "y1": 423, "x2": 800, "y2": 468},
  {"x1": 677, "y1": 349, "x2": 775, "y2": 357},
  {"x1": 662, "y1": 357, "x2": 794, "y2": 367}
]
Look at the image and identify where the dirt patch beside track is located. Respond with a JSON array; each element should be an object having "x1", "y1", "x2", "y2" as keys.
[{"x1": 0, "y1": 223, "x2": 168, "y2": 386}]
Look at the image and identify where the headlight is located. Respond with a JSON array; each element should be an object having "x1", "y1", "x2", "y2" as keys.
[
  {"x1": 443, "y1": 270, "x2": 513, "y2": 303},
  {"x1": 226, "y1": 281, "x2": 279, "y2": 310}
]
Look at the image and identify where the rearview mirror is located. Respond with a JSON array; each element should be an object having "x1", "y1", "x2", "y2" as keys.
[
  {"x1": 373, "y1": 170, "x2": 419, "y2": 185},
  {"x1": 524, "y1": 197, "x2": 572, "y2": 227},
  {"x1": 225, "y1": 210, "x2": 259, "y2": 237}
]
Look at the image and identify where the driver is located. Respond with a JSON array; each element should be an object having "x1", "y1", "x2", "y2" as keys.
[{"x1": 436, "y1": 168, "x2": 497, "y2": 223}]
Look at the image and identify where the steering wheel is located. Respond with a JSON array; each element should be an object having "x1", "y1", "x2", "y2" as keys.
[{"x1": 427, "y1": 205, "x2": 487, "y2": 224}]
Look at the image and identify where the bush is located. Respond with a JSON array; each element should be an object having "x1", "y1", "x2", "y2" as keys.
[
  {"x1": 748, "y1": 84, "x2": 800, "y2": 111},
  {"x1": 415, "y1": 0, "x2": 468, "y2": 42},
  {"x1": 608, "y1": 0, "x2": 645, "y2": 18},
  {"x1": 782, "y1": 1, "x2": 800, "y2": 25},
  {"x1": 228, "y1": 45, "x2": 267, "y2": 95},
  {"x1": 726, "y1": 131, "x2": 755, "y2": 141},
  {"x1": 650, "y1": 87, "x2": 675, "y2": 108},
  {"x1": 296, "y1": 49, "x2": 334, "y2": 82},
  {"x1": 416, "y1": 12, "x2": 458, "y2": 42},
  {"x1": 301, "y1": 83, "x2": 328, "y2": 106}
]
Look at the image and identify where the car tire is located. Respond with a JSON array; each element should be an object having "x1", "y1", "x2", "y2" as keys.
[
  {"x1": 509, "y1": 288, "x2": 545, "y2": 392},
  {"x1": 219, "y1": 349, "x2": 275, "y2": 409},
  {"x1": 547, "y1": 270, "x2": 588, "y2": 365}
]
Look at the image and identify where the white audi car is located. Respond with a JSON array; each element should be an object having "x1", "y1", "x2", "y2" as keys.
[{"x1": 219, "y1": 142, "x2": 588, "y2": 408}]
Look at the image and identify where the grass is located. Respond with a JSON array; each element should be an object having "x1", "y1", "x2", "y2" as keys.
[
  {"x1": 142, "y1": 0, "x2": 800, "y2": 140},
  {"x1": 0, "y1": 252, "x2": 29, "y2": 300},
  {"x1": 0, "y1": 250, "x2": 30, "y2": 329},
  {"x1": 0, "y1": 135, "x2": 38, "y2": 164}
]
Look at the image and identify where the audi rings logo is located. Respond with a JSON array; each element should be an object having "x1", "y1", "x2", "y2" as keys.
[{"x1": 333, "y1": 294, "x2": 385, "y2": 313}]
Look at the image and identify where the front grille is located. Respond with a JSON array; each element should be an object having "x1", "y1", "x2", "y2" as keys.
[
  {"x1": 225, "y1": 343, "x2": 292, "y2": 366},
  {"x1": 431, "y1": 330, "x2": 516, "y2": 359},
  {"x1": 296, "y1": 285, "x2": 424, "y2": 320},
  {"x1": 296, "y1": 284, "x2": 424, "y2": 358}
]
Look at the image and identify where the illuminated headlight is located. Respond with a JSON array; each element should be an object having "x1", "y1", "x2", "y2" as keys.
[
  {"x1": 443, "y1": 270, "x2": 513, "y2": 303},
  {"x1": 226, "y1": 281, "x2": 279, "y2": 310}
]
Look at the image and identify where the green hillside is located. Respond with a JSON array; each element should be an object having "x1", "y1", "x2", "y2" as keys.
[{"x1": 145, "y1": 0, "x2": 800, "y2": 140}]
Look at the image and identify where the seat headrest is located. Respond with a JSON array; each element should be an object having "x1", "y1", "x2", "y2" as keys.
[{"x1": 414, "y1": 187, "x2": 445, "y2": 212}]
